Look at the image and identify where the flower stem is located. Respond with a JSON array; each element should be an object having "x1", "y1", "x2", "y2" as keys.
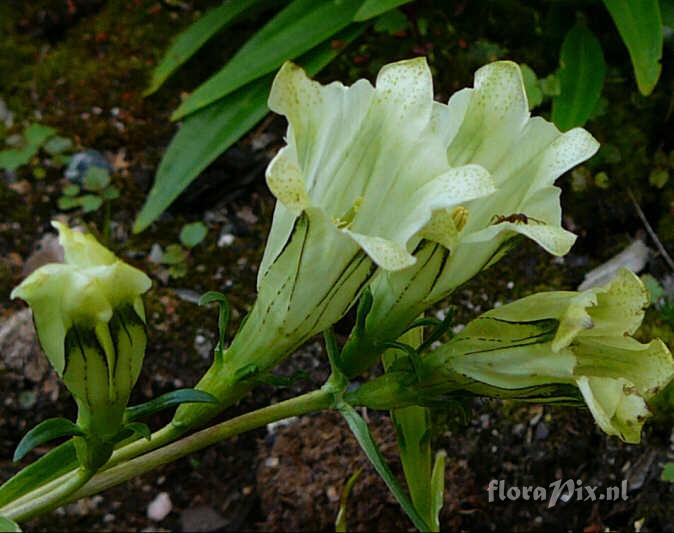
[
  {"x1": 2, "y1": 467, "x2": 93, "y2": 523},
  {"x1": 67, "y1": 388, "x2": 333, "y2": 503}
]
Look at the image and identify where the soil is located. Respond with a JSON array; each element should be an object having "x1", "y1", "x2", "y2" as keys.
[{"x1": 1, "y1": 1, "x2": 674, "y2": 531}]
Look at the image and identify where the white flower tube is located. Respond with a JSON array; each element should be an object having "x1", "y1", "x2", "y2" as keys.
[{"x1": 341, "y1": 60, "x2": 600, "y2": 376}]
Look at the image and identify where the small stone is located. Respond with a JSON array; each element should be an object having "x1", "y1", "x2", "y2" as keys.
[
  {"x1": 265, "y1": 456, "x2": 279, "y2": 468},
  {"x1": 218, "y1": 232, "x2": 235, "y2": 247},
  {"x1": 147, "y1": 492, "x2": 172, "y2": 521},
  {"x1": 326, "y1": 486, "x2": 339, "y2": 502},
  {"x1": 180, "y1": 506, "x2": 227, "y2": 532}
]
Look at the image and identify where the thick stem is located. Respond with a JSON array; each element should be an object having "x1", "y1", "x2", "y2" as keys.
[
  {"x1": 67, "y1": 388, "x2": 333, "y2": 503},
  {"x1": 3, "y1": 467, "x2": 93, "y2": 523}
]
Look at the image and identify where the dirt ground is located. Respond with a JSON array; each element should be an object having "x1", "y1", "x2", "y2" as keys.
[{"x1": 2, "y1": 1, "x2": 674, "y2": 531}]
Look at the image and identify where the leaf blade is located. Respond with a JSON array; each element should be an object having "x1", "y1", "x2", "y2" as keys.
[
  {"x1": 338, "y1": 402, "x2": 432, "y2": 532},
  {"x1": 0, "y1": 442, "x2": 78, "y2": 508},
  {"x1": 602, "y1": 0, "x2": 663, "y2": 95},
  {"x1": 145, "y1": 0, "x2": 266, "y2": 95},
  {"x1": 13, "y1": 419, "x2": 84, "y2": 463},
  {"x1": 125, "y1": 389, "x2": 218, "y2": 422},
  {"x1": 354, "y1": 0, "x2": 413, "y2": 21},
  {"x1": 551, "y1": 24, "x2": 606, "y2": 131},
  {"x1": 133, "y1": 23, "x2": 365, "y2": 233},
  {"x1": 171, "y1": 0, "x2": 363, "y2": 119}
]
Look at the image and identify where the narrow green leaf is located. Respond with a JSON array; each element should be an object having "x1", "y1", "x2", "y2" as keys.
[
  {"x1": 0, "y1": 441, "x2": 78, "y2": 508},
  {"x1": 354, "y1": 0, "x2": 413, "y2": 21},
  {"x1": 13, "y1": 418, "x2": 84, "y2": 462},
  {"x1": 383, "y1": 327, "x2": 434, "y2": 528},
  {"x1": 552, "y1": 24, "x2": 606, "y2": 131},
  {"x1": 429, "y1": 450, "x2": 446, "y2": 531},
  {"x1": 335, "y1": 468, "x2": 362, "y2": 533},
  {"x1": 125, "y1": 389, "x2": 218, "y2": 422},
  {"x1": 603, "y1": 0, "x2": 663, "y2": 95},
  {"x1": 338, "y1": 402, "x2": 432, "y2": 532},
  {"x1": 171, "y1": 0, "x2": 363, "y2": 119},
  {"x1": 179, "y1": 221, "x2": 208, "y2": 248},
  {"x1": 133, "y1": 24, "x2": 364, "y2": 233},
  {"x1": 0, "y1": 516, "x2": 21, "y2": 532},
  {"x1": 145, "y1": 0, "x2": 267, "y2": 96}
]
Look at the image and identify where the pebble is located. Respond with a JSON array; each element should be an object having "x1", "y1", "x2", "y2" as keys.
[
  {"x1": 218, "y1": 232, "x2": 235, "y2": 247},
  {"x1": 147, "y1": 492, "x2": 172, "y2": 522},
  {"x1": 180, "y1": 506, "x2": 227, "y2": 532}
]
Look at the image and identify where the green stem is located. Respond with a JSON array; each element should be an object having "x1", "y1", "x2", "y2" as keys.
[
  {"x1": 3, "y1": 467, "x2": 93, "y2": 523},
  {"x1": 67, "y1": 388, "x2": 333, "y2": 503}
]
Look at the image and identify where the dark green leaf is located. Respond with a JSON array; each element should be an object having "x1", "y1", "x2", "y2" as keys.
[
  {"x1": 603, "y1": 0, "x2": 663, "y2": 95},
  {"x1": 133, "y1": 23, "x2": 364, "y2": 233},
  {"x1": 145, "y1": 0, "x2": 267, "y2": 95},
  {"x1": 57, "y1": 195, "x2": 81, "y2": 210},
  {"x1": 354, "y1": 0, "x2": 413, "y2": 21},
  {"x1": 338, "y1": 403, "x2": 432, "y2": 532},
  {"x1": 101, "y1": 185, "x2": 120, "y2": 200},
  {"x1": 0, "y1": 441, "x2": 78, "y2": 508},
  {"x1": 171, "y1": 0, "x2": 363, "y2": 119},
  {"x1": 125, "y1": 389, "x2": 219, "y2": 422},
  {"x1": 23, "y1": 123, "x2": 56, "y2": 147},
  {"x1": 13, "y1": 418, "x2": 84, "y2": 462},
  {"x1": 373, "y1": 9, "x2": 408, "y2": 34},
  {"x1": 0, "y1": 516, "x2": 21, "y2": 532},
  {"x1": 552, "y1": 24, "x2": 606, "y2": 131},
  {"x1": 0, "y1": 146, "x2": 37, "y2": 172},
  {"x1": 83, "y1": 166, "x2": 111, "y2": 191},
  {"x1": 179, "y1": 221, "x2": 208, "y2": 248},
  {"x1": 160, "y1": 244, "x2": 188, "y2": 265},
  {"x1": 79, "y1": 194, "x2": 104, "y2": 213},
  {"x1": 62, "y1": 184, "x2": 80, "y2": 197},
  {"x1": 661, "y1": 462, "x2": 674, "y2": 481}
]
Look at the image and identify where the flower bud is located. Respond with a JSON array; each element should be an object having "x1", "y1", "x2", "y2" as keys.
[
  {"x1": 11, "y1": 222, "x2": 151, "y2": 443},
  {"x1": 419, "y1": 269, "x2": 674, "y2": 443}
]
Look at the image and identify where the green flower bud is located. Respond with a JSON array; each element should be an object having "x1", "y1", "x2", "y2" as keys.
[
  {"x1": 419, "y1": 269, "x2": 674, "y2": 443},
  {"x1": 11, "y1": 222, "x2": 151, "y2": 447}
]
